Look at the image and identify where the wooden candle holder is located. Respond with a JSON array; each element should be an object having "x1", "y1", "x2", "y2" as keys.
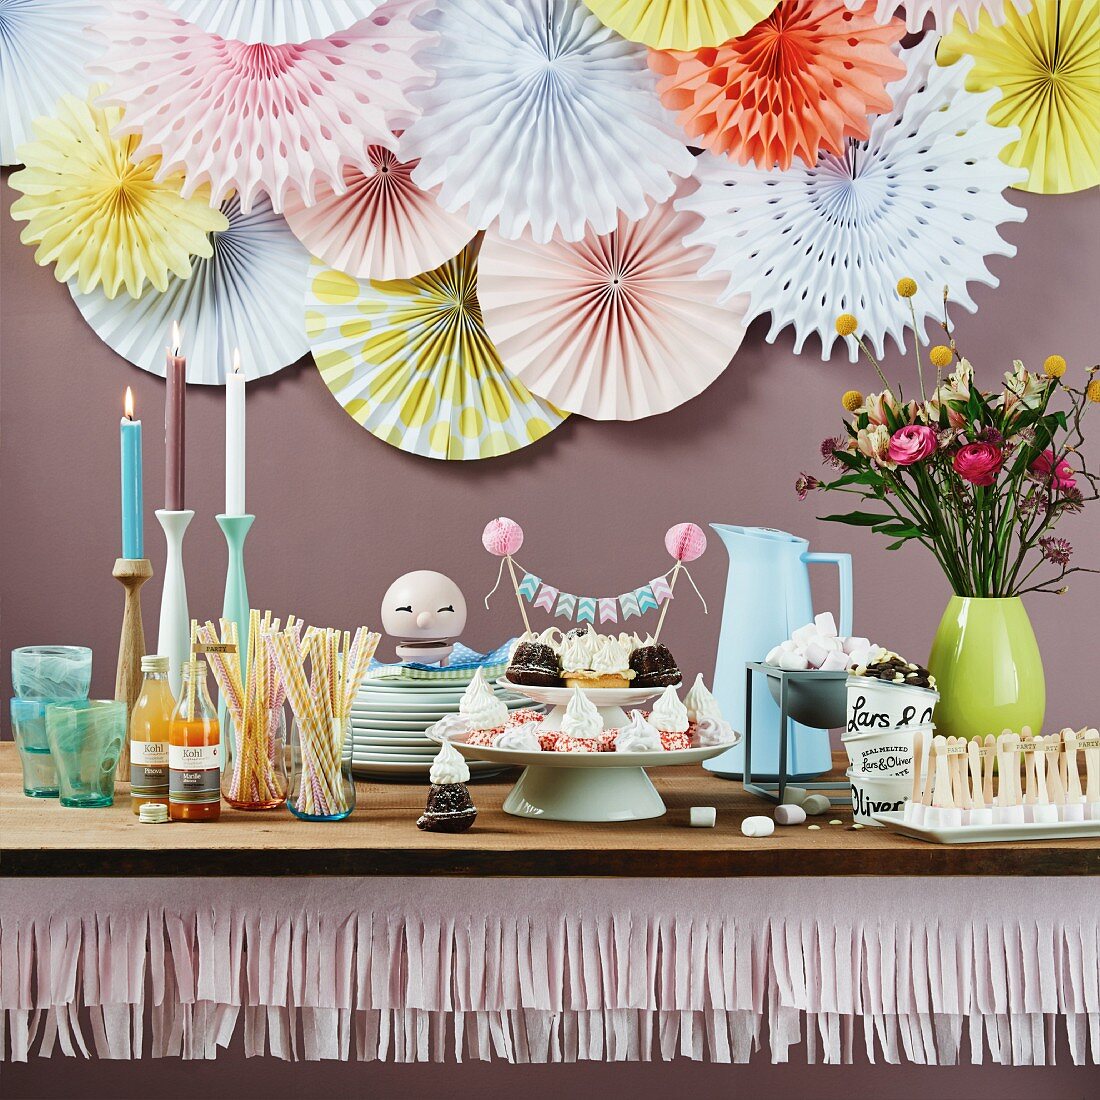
[{"x1": 113, "y1": 557, "x2": 153, "y2": 779}]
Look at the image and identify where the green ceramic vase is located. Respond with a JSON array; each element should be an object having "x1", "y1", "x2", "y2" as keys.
[{"x1": 927, "y1": 596, "x2": 1045, "y2": 737}]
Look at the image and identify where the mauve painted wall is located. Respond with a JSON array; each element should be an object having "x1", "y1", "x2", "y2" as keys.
[{"x1": 2, "y1": 176, "x2": 1098, "y2": 724}]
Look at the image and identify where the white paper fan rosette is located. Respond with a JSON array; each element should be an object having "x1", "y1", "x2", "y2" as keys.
[
  {"x1": 89, "y1": 0, "x2": 430, "y2": 213},
  {"x1": 306, "y1": 242, "x2": 568, "y2": 460},
  {"x1": 70, "y1": 193, "x2": 311, "y2": 384},
  {"x1": 402, "y1": 0, "x2": 693, "y2": 244},
  {"x1": 478, "y1": 177, "x2": 748, "y2": 421},
  {"x1": 0, "y1": 0, "x2": 105, "y2": 165},
  {"x1": 678, "y1": 38, "x2": 1027, "y2": 362},
  {"x1": 163, "y1": 0, "x2": 381, "y2": 43},
  {"x1": 283, "y1": 147, "x2": 476, "y2": 281}
]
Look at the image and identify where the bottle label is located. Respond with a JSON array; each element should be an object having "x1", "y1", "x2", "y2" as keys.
[
  {"x1": 131, "y1": 740, "x2": 169, "y2": 795},
  {"x1": 169, "y1": 743, "x2": 221, "y2": 804}
]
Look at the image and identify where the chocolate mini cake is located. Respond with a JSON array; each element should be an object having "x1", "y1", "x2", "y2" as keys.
[
  {"x1": 853, "y1": 651, "x2": 936, "y2": 689},
  {"x1": 629, "y1": 642, "x2": 681, "y2": 688},
  {"x1": 507, "y1": 640, "x2": 562, "y2": 686},
  {"x1": 417, "y1": 783, "x2": 477, "y2": 833}
]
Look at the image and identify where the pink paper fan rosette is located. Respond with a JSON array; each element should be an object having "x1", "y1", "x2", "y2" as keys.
[
  {"x1": 649, "y1": 0, "x2": 906, "y2": 170},
  {"x1": 283, "y1": 147, "x2": 476, "y2": 281},
  {"x1": 848, "y1": 0, "x2": 1030, "y2": 33},
  {"x1": 88, "y1": 0, "x2": 432, "y2": 212},
  {"x1": 477, "y1": 176, "x2": 748, "y2": 421}
]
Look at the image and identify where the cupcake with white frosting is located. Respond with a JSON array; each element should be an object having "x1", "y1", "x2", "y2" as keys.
[{"x1": 561, "y1": 633, "x2": 636, "y2": 689}]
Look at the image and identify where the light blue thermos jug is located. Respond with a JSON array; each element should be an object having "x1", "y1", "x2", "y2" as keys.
[{"x1": 704, "y1": 525, "x2": 852, "y2": 779}]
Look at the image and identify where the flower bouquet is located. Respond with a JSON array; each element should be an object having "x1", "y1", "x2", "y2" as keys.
[{"x1": 801, "y1": 277, "x2": 1098, "y2": 735}]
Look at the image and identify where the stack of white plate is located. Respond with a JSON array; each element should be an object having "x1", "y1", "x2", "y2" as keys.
[{"x1": 351, "y1": 675, "x2": 536, "y2": 780}]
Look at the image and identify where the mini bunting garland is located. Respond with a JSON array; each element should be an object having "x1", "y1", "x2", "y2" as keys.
[{"x1": 483, "y1": 520, "x2": 708, "y2": 632}]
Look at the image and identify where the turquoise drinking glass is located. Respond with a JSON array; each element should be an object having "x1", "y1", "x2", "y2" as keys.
[
  {"x1": 44, "y1": 700, "x2": 126, "y2": 808},
  {"x1": 10, "y1": 698, "x2": 64, "y2": 798},
  {"x1": 12, "y1": 646, "x2": 92, "y2": 700}
]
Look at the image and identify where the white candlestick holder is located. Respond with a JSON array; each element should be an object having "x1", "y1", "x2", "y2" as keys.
[{"x1": 156, "y1": 509, "x2": 194, "y2": 697}]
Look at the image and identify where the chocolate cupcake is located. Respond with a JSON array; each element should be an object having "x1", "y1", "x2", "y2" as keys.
[
  {"x1": 629, "y1": 638, "x2": 681, "y2": 688},
  {"x1": 417, "y1": 742, "x2": 477, "y2": 833},
  {"x1": 507, "y1": 628, "x2": 563, "y2": 686}
]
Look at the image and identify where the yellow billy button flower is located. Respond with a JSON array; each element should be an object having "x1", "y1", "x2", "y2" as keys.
[
  {"x1": 929, "y1": 345, "x2": 953, "y2": 369},
  {"x1": 835, "y1": 313, "x2": 858, "y2": 337},
  {"x1": 896, "y1": 277, "x2": 918, "y2": 298},
  {"x1": 1087, "y1": 379, "x2": 1100, "y2": 403},
  {"x1": 841, "y1": 389, "x2": 864, "y2": 413},
  {"x1": 1043, "y1": 354, "x2": 1067, "y2": 378}
]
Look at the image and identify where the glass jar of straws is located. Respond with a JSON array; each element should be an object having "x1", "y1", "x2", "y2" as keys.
[
  {"x1": 223, "y1": 704, "x2": 288, "y2": 811},
  {"x1": 287, "y1": 715, "x2": 355, "y2": 821}
]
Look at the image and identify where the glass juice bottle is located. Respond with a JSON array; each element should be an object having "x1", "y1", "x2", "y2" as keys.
[
  {"x1": 130, "y1": 654, "x2": 174, "y2": 814},
  {"x1": 168, "y1": 659, "x2": 221, "y2": 822}
]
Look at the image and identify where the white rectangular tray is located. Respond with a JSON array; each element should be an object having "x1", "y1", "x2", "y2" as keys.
[{"x1": 873, "y1": 810, "x2": 1100, "y2": 845}]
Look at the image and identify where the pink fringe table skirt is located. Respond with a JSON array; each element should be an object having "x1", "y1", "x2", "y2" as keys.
[{"x1": 2, "y1": 877, "x2": 1096, "y2": 1066}]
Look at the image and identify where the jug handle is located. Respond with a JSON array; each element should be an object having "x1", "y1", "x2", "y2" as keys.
[{"x1": 801, "y1": 552, "x2": 853, "y2": 637}]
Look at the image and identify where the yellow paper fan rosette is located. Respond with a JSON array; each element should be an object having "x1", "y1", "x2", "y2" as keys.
[
  {"x1": 581, "y1": 0, "x2": 781, "y2": 50},
  {"x1": 938, "y1": 0, "x2": 1100, "y2": 195},
  {"x1": 307, "y1": 243, "x2": 568, "y2": 461},
  {"x1": 9, "y1": 89, "x2": 226, "y2": 299}
]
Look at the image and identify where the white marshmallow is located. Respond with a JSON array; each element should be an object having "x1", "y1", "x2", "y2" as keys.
[
  {"x1": 819, "y1": 651, "x2": 849, "y2": 672},
  {"x1": 790, "y1": 623, "x2": 818, "y2": 648},
  {"x1": 777, "y1": 649, "x2": 810, "y2": 671},
  {"x1": 765, "y1": 645, "x2": 785, "y2": 665},
  {"x1": 774, "y1": 804, "x2": 806, "y2": 826},
  {"x1": 740, "y1": 816, "x2": 775, "y2": 838},
  {"x1": 801, "y1": 794, "x2": 832, "y2": 816},
  {"x1": 814, "y1": 612, "x2": 837, "y2": 637},
  {"x1": 820, "y1": 636, "x2": 843, "y2": 652},
  {"x1": 689, "y1": 806, "x2": 716, "y2": 828},
  {"x1": 842, "y1": 636, "x2": 870, "y2": 655},
  {"x1": 781, "y1": 785, "x2": 808, "y2": 806},
  {"x1": 804, "y1": 640, "x2": 829, "y2": 669}
]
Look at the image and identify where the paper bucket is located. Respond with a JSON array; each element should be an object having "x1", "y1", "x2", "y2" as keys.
[
  {"x1": 842, "y1": 721, "x2": 933, "y2": 778},
  {"x1": 847, "y1": 767, "x2": 910, "y2": 826},
  {"x1": 846, "y1": 675, "x2": 937, "y2": 735}
]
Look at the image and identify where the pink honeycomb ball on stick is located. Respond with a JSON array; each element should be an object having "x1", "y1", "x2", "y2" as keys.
[
  {"x1": 665, "y1": 522, "x2": 707, "y2": 562},
  {"x1": 482, "y1": 517, "x2": 524, "y2": 556}
]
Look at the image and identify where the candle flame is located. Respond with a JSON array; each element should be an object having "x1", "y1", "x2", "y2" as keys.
[
  {"x1": 124, "y1": 386, "x2": 134, "y2": 420},
  {"x1": 171, "y1": 320, "x2": 182, "y2": 356},
  {"x1": 232, "y1": 348, "x2": 241, "y2": 375}
]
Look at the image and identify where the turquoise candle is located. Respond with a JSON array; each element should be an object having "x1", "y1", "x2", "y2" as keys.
[{"x1": 120, "y1": 387, "x2": 143, "y2": 559}]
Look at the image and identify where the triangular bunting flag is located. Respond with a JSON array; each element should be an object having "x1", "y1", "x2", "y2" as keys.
[
  {"x1": 650, "y1": 575, "x2": 673, "y2": 604},
  {"x1": 555, "y1": 591, "x2": 577, "y2": 619},
  {"x1": 619, "y1": 591, "x2": 641, "y2": 618},
  {"x1": 533, "y1": 584, "x2": 558, "y2": 612},
  {"x1": 576, "y1": 597, "x2": 597, "y2": 623},
  {"x1": 518, "y1": 573, "x2": 541, "y2": 601},
  {"x1": 598, "y1": 598, "x2": 618, "y2": 624},
  {"x1": 635, "y1": 585, "x2": 658, "y2": 614}
]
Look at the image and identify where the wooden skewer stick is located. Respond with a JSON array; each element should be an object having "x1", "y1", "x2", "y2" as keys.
[
  {"x1": 931, "y1": 735, "x2": 952, "y2": 809},
  {"x1": 505, "y1": 555, "x2": 532, "y2": 635},
  {"x1": 653, "y1": 561, "x2": 681, "y2": 643},
  {"x1": 910, "y1": 728, "x2": 925, "y2": 807},
  {"x1": 968, "y1": 739, "x2": 985, "y2": 809},
  {"x1": 1064, "y1": 728, "x2": 1083, "y2": 804},
  {"x1": 982, "y1": 734, "x2": 996, "y2": 806}
]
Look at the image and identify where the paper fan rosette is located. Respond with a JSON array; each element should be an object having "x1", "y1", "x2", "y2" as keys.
[
  {"x1": 678, "y1": 38, "x2": 1027, "y2": 361},
  {"x1": 938, "y1": 0, "x2": 1100, "y2": 195},
  {"x1": 88, "y1": 0, "x2": 431, "y2": 213},
  {"x1": 846, "y1": 0, "x2": 1031, "y2": 33},
  {"x1": 581, "y1": 0, "x2": 780, "y2": 49},
  {"x1": 9, "y1": 90, "x2": 226, "y2": 299},
  {"x1": 70, "y1": 193, "x2": 310, "y2": 384},
  {"x1": 477, "y1": 177, "x2": 748, "y2": 421},
  {"x1": 402, "y1": 0, "x2": 694, "y2": 244},
  {"x1": 283, "y1": 147, "x2": 476, "y2": 281},
  {"x1": 649, "y1": 1, "x2": 906, "y2": 170},
  {"x1": 306, "y1": 242, "x2": 568, "y2": 460},
  {"x1": 0, "y1": 0, "x2": 107, "y2": 165},
  {"x1": 163, "y1": 0, "x2": 381, "y2": 43}
]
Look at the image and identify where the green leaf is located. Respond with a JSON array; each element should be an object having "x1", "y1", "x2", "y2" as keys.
[
  {"x1": 872, "y1": 523, "x2": 923, "y2": 538},
  {"x1": 818, "y1": 511, "x2": 895, "y2": 526}
]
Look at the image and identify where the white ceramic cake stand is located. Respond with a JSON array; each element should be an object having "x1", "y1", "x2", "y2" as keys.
[
  {"x1": 428, "y1": 730, "x2": 740, "y2": 822},
  {"x1": 497, "y1": 677, "x2": 673, "y2": 730}
]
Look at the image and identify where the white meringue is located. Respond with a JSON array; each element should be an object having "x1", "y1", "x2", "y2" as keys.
[
  {"x1": 650, "y1": 684, "x2": 689, "y2": 733},
  {"x1": 494, "y1": 724, "x2": 543, "y2": 752},
  {"x1": 428, "y1": 713, "x2": 470, "y2": 742},
  {"x1": 683, "y1": 673, "x2": 723, "y2": 723},
  {"x1": 458, "y1": 668, "x2": 508, "y2": 729},
  {"x1": 615, "y1": 710, "x2": 663, "y2": 752},
  {"x1": 560, "y1": 687, "x2": 603, "y2": 739},
  {"x1": 429, "y1": 740, "x2": 470, "y2": 785},
  {"x1": 694, "y1": 716, "x2": 734, "y2": 747}
]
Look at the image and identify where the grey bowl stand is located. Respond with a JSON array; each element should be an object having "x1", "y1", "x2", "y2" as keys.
[{"x1": 743, "y1": 662, "x2": 852, "y2": 806}]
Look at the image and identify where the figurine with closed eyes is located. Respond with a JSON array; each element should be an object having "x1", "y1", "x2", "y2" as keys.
[{"x1": 381, "y1": 570, "x2": 468, "y2": 663}]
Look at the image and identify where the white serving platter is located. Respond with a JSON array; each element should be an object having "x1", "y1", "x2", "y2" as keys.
[{"x1": 873, "y1": 810, "x2": 1100, "y2": 844}]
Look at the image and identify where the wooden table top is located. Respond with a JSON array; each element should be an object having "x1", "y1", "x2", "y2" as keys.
[{"x1": 2, "y1": 744, "x2": 1096, "y2": 877}]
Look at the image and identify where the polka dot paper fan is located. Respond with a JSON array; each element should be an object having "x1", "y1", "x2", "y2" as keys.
[
  {"x1": 678, "y1": 38, "x2": 1028, "y2": 361},
  {"x1": 938, "y1": 0, "x2": 1100, "y2": 194},
  {"x1": 306, "y1": 242, "x2": 568, "y2": 461},
  {"x1": 163, "y1": 0, "x2": 382, "y2": 44}
]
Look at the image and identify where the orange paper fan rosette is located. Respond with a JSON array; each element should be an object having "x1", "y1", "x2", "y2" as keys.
[{"x1": 649, "y1": 0, "x2": 906, "y2": 170}]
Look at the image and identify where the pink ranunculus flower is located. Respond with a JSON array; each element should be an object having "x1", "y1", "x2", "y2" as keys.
[
  {"x1": 1029, "y1": 449, "x2": 1077, "y2": 490},
  {"x1": 953, "y1": 442, "x2": 1004, "y2": 487},
  {"x1": 887, "y1": 425, "x2": 939, "y2": 466}
]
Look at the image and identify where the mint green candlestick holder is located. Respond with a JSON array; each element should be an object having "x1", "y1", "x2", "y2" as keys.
[{"x1": 216, "y1": 514, "x2": 254, "y2": 664}]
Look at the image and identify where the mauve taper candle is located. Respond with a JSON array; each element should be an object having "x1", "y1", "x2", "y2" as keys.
[{"x1": 165, "y1": 321, "x2": 185, "y2": 511}]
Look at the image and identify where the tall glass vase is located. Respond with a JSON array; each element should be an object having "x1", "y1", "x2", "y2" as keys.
[{"x1": 927, "y1": 596, "x2": 1045, "y2": 738}]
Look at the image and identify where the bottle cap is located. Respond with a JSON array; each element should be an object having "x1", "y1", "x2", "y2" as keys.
[
  {"x1": 138, "y1": 803, "x2": 169, "y2": 824},
  {"x1": 141, "y1": 655, "x2": 170, "y2": 673}
]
